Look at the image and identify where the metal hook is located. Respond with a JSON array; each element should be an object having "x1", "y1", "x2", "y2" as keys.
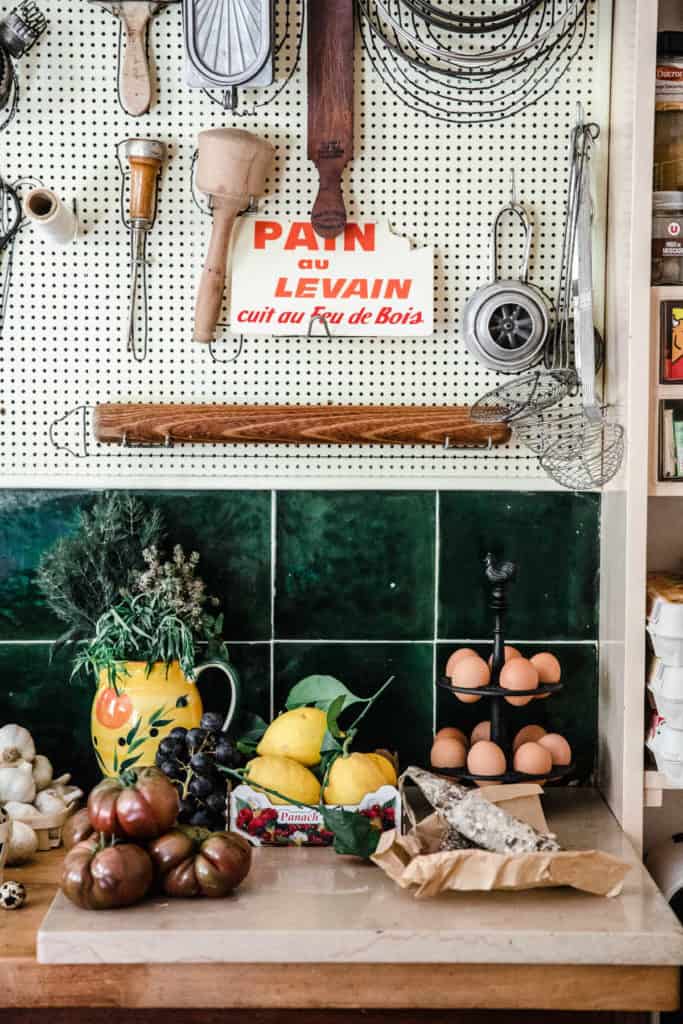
[
  {"x1": 208, "y1": 333, "x2": 245, "y2": 364},
  {"x1": 444, "y1": 435, "x2": 495, "y2": 452},
  {"x1": 491, "y1": 195, "x2": 533, "y2": 285},
  {"x1": 307, "y1": 314, "x2": 333, "y2": 338},
  {"x1": 49, "y1": 404, "x2": 94, "y2": 459}
]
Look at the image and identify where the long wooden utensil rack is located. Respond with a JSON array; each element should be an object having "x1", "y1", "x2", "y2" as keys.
[{"x1": 90, "y1": 403, "x2": 511, "y2": 449}]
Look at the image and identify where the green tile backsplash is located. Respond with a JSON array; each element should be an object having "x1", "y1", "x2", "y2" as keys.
[
  {"x1": 276, "y1": 491, "x2": 436, "y2": 639},
  {"x1": 0, "y1": 489, "x2": 600, "y2": 790},
  {"x1": 439, "y1": 491, "x2": 600, "y2": 640}
]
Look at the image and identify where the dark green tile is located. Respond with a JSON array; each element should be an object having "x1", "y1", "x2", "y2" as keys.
[
  {"x1": 196, "y1": 642, "x2": 271, "y2": 728},
  {"x1": 149, "y1": 491, "x2": 271, "y2": 641},
  {"x1": 435, "y1": 642, "x2": 597, "y2": 783},
  {"x1": 274, "y1": 643, "x2": 433, "y2": 770},
  {"x1": 0, "y1": 491, "x2": 88, "y2": 640},
  {"x1": 438, "y1": 492, "x2": 600, "y2": 640},
  {"x1": 0, "y1": 643, "x2": 97, "y2": 790},
  {"x1": 275, "y1": 492, "x2": 435, "y2": 639},
  {"x1": 0, "y1": 490, "x2": 272, "y2": 643}
]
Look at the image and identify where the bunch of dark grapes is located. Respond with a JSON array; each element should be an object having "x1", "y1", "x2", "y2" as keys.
[{"x1": 155, "y1": 711, "x2": 244, "y2": 831}]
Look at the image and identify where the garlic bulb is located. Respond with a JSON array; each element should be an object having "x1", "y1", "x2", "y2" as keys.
[
  {"x1": 3, "y1": 801, "x2": 40, "y2": 820},
  {"x1": 0, "y1": 761, "x2": 36, "y2": 804},
  {"x1": 34, "y1": 790, "x2": 68, "y2": 816},
  {"x1": 32, "y1": 754, "x2": 53, "y2": 792},
  {"x1": 0, "y1": 725, "x2": 35, "y2": 766},
  {"x1": 6, "y1": 820, "x2": 38, "y2": 865}
]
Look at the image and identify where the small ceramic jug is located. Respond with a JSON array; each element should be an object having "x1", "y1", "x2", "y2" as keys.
[{"x1": 91, "y1": 656, "x2": 240, "y2": 777}]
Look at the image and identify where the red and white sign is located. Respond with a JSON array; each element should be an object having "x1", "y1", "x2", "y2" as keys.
[{"x1": 230, "y1": 217, "x2": 433, "y2": 337}]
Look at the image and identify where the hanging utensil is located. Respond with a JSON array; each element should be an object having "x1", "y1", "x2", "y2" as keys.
[
  {"x1": 88, "y1": 1, "x2": 173, "y2": 116},
  {"x1": 462, "y1": 191, "x2": 551, "y2": 373},
  {"x1": 193, "y1": 127, "x2": 275, "y2": 344},
  {"x1": 118, "y1": 138, "x2": 167, "y2": 362},
  {"x1": 183, "y1": 0, "x2": 273, "y2": 105},
  {"x1": 0, "y1": 1, "x2": 47, "y2": 129},
  {"x1": 308, "y1": 0, "x2": 354, "y2": 239}
]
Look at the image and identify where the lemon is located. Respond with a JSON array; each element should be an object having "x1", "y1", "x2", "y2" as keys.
[
  {"x1": 368, "y1": 752, "x2": 397, "y2": 787},
  {"x1": 256, "y1": 707, "x2": 328, "y2": 767},
  {"x1": 246, "y1": 755, "x2": 321, "y2": 805},
  {"x1": 323, "y1": 752, "x2": 389, "y2": 806}
]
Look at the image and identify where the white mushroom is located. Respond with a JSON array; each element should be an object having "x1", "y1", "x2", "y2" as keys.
[
  {"x1": 6, "y1": 820, "x2": 38, "y2": 865},
  {"x1": 33, "y1": 790, "x2": 68, "y2": 816},
  {"x1": 32, "y1": 754, "x2": 53, "y2": 792}
]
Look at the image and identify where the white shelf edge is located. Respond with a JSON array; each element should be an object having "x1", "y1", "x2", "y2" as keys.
[{"x1": 645, "y1": 769, "x2": 683, "y2": 806}]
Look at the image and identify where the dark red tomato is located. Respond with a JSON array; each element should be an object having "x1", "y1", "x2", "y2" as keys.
[
  {"x1": 61, "y1": 837, "x2": 153, "y2": 910},
  {"x1": 88, "y1": 767, "x2": 179, "y2": 840},
  {"x1": 148, "y1": 828, "x2": 252, "y2": 898}
]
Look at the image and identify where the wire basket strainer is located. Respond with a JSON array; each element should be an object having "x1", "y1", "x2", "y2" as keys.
[
  {"x1": 515, "y1": 409, "x2": 624, "y2": 489},
  {"x1": 471, "y1": 369, "x2": 577, "y2": 424}
]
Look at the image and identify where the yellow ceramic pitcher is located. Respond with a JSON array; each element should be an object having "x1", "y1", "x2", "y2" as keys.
[{"x1": 91, "y1": 657, "x2": 240, "y2": 777}]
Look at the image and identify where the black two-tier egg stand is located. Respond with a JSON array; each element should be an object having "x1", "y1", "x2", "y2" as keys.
[{"x1": 436, "y1": 554, "x2": 574, "y2": 785}]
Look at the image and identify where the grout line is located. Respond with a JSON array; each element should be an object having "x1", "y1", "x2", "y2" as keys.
[
  {"x1": 269, "y1": 489, "x2": 277, "y2": 721},
  {"x1": 0, "y1": 638, "x2": 599, "y2": 646},
  {"x1": 432, "y1": 491, "x2": 440, "y2": 736}
]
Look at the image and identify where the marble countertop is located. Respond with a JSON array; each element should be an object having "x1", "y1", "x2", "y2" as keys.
[{"x1": 37, "y1": 789, "x2": 683, "y2": 966}]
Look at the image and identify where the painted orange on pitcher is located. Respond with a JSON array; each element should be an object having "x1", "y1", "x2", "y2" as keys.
[
  {"x1": 95, "y1": 688, "x2": 134, "y2": 730},
  {"x1": 90, "y1": 658, "x2": 240, "y2": 778}
]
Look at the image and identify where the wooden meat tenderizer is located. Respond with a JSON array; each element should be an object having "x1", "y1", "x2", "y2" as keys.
[
  {"x1": 89, "y1": 1, "x2": 163, "y2": 116},
  {"x1": 194, "y1": 128, "x2": 275, "y2": 345}
]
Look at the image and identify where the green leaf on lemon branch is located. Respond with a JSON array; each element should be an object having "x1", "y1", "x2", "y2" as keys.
[
  {"x1": 285, "y1": 675, "x2": 363, "y2": 712},
  {"x1": 320, "y1": 806, "x2": 381, "y2": 859}
]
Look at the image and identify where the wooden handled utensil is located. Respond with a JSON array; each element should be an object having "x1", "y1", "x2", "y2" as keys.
[
  {"x1": 194, "y1": 127, "x2": 275, "y2": 344},
  {"x1": 89, "y1": 1, "x2": 163, "y2": 116},
  {"x1": 122, "y1": 138, "x2": 166, "y2": 357},
  {"x1": 94, "y1": 403, "x2": 511, "y2": 447},
  {"x1": 308, "y1": 0, "x2": 354, "y2": 239}
]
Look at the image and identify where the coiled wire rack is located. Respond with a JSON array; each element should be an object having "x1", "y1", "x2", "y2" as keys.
[{"x1": 357, "y1": 0, "x2": 590, "y2": 125}]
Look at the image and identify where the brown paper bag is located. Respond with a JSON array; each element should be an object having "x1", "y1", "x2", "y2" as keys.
[{"x1": 372, "y1": 784, "x2": 630, "y2": 898}]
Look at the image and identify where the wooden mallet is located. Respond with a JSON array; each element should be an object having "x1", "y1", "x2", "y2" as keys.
[{"x1": 194, "y1": 127, "x2": 275, "y2": 344}]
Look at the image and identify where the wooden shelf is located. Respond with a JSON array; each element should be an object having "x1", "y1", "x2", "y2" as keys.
[{"x1": 645, "y1": 769, "x2": 683, "y2": 807}]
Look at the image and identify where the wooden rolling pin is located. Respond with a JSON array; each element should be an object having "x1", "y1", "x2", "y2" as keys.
[{"x1": 93, "y1": 404, "x2": 511, "y2": 447}]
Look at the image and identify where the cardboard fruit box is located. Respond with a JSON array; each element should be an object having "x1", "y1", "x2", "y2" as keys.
[{"x1": 230, "y1": 783, "x2": 401, "y2": 847}]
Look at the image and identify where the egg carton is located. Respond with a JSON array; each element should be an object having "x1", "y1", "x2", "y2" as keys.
[
  {"x1": 647, "y1": 717, "x2": 683, "y2": 784},
  {"x1": 647, "y1": 574, "x2": 683, "y2": 666},
  {"x1": 648, "y1": 659, "x2": 683, "y2": 729}
]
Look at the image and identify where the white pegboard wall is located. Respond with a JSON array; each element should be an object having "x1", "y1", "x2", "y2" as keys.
[{"x1": 0, "y1": 0, "x2": 612, "y2": 487}]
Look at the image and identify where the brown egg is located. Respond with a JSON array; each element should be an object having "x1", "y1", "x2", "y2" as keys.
[
  {"x1": 435, "y1": 726, "x2": 469, "y2": 748},
  {"x1": 470, "y1": 720, "x2": 491, "y2": 745},
  {"x1": 445, "y1": 648, "x2": 479, "y2": 677},
  {"x1": 513, "y1": 724, "x2": 547, "y2": 751},
  {"x1": 430, "y1": 736, "x2": 468, "y2": 770},
  {"x1": 513, "y1": 742, "x2": 553, "y2": 776},
  {"x1": 530, "y1": 652, "x2": 562, "y2": 699},
  {"x1": 488, "y1": 645, "x2": 522, "y2": 668},
  {"x1": 499, "y1": 658, "x2": 539, "y2": 706},
  {"x1": 538, "y1": 733, "x2": 572, "y2": 766},
  {"x1": 467, "y1": 740, "x2": 506, "y2": 783},
  {"x1": 451, "y1": 656, "x2": 490, "y2": 704}
]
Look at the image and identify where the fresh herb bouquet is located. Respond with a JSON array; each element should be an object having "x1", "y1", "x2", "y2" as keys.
[
  {"x1": 38, "y1": 493, "x2": 226, "y2": 684},
  {"x1": 72, "y1": 544, "x2": 225, "y2": 686}
]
